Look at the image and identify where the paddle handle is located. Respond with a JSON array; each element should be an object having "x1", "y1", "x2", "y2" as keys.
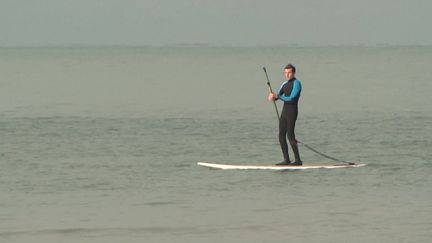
[{"x1": 263, "y1": 67, "x2": 280, "y2": 120}]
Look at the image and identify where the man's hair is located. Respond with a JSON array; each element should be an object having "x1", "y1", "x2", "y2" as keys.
[{"x1": 284, "y1": 64, "x2": 296, "y2": 73}]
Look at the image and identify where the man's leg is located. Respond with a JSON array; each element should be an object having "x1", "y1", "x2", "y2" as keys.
[
  {"x1": 278, "y1": 115, "x2": 290, "y2": 164},
  {"x1": 287, "y1": 119, "x2": 302, "y2": 164}
]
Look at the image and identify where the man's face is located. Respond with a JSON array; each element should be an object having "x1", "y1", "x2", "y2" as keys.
[{"x1": 284, "y1": 68, "x2": 294, "y2": 80}]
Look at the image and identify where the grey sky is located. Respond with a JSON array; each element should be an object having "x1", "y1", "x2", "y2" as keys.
[{"x1": 1, "y1": 0, "x2": 431, "y2": 46}]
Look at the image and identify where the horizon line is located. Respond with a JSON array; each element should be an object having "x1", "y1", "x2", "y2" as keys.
[{"x1": 1, "y1": 43, "x2": 431, "y2": 48}]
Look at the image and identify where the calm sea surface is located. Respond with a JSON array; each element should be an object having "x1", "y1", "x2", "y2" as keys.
[{"x1": 0, "y1": 46, "x2": 431, "y2": 242}]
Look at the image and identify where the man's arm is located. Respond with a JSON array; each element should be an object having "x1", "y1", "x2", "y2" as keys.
[{"x1": 277, "y1": 80, "x2": 301, "y2": 103}]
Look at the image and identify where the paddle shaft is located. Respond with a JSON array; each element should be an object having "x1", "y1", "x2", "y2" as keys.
[
  {"x1": 262, "y1": 67, "x2": 354, "y2": 165},
  {"x1": 262, "y1": 67, "x2": 280, "y2": 120}
]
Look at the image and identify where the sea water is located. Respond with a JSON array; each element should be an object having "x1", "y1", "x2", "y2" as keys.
[{"x1": 0, "y1": 46, "x2": 431, "y2": 242}]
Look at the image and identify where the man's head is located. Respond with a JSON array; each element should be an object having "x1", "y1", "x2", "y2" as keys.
[{"x1": 284, "y1": 64, "x2": 296, "y2": 80}]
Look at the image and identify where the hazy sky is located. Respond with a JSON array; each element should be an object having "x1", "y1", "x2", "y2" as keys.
[{"x1": 1, "y1": 0, "x2": 431, "y2": 46}]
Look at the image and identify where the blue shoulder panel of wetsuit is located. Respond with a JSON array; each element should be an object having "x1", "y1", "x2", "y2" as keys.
[{"x1": 277, "y1": 79, "x2": 301, "y2": 102}]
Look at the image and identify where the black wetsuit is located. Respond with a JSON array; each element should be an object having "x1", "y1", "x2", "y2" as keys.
[{"x1": 276, "y1": 77, "x2": 302, "y2": 163}]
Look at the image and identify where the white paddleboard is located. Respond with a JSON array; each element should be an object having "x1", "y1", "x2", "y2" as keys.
[{"x1": 197, "y1": 162, "x2": 366, "y2": 170}]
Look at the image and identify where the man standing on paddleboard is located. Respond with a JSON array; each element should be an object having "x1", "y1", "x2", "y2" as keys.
[{"x1": 268, "y1": 64, "x2": 302, "y2": 165}]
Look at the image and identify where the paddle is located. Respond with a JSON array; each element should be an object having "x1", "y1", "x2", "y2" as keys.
[
  {"x1": 262, "y1": 66, "x2": 355, "y2": 165},
  {"x1": 262, "y1": 67, "x2": 280, "y2": 120}
]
